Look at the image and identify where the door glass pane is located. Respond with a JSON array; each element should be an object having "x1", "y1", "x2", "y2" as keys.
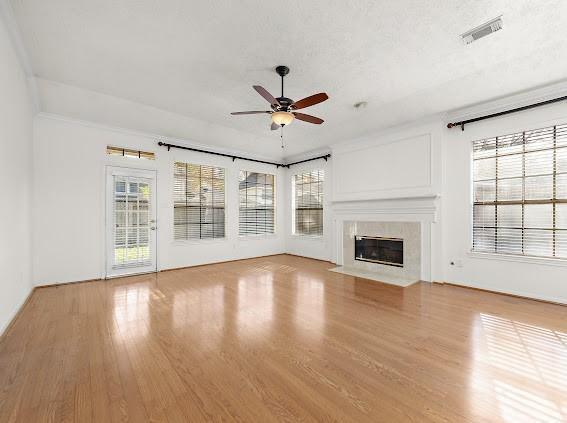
[{"x1": 113, "y1": 175, "x2": 153, "y2": 269}]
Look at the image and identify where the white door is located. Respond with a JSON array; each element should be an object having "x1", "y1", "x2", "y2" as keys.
[{"x1": 106, "y1": 167, "x2": 157, "y2": 277}]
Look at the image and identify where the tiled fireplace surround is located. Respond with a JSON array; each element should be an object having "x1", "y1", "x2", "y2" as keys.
[
  {"x1": 343, "y1": 221, "x2": 421, "y2": 281},
  {"x1": 331, "y1": 196, "x2": 438, "y2": 284}
]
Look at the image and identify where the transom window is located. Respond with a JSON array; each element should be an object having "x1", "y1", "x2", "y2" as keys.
[
  {"x1": 472, "y1": 124, "x2": 567, "y2": 259},
  {"x1": 239, "y1": 171, "x2": 276, "y2": 236},
  {"x1": 173, "y1": 162, "x2": 225, "y2": 240},
  {"x1": 293, "y1": 170, "x2": 324, "y2": 236},
  {"x1": 107, "y1": 145, "x2": 155, "y2": 160}
]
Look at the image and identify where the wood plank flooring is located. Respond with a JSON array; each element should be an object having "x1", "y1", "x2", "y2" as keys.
[{"x1": 1, "y1": 254, "x2": 567, "y2": 422}]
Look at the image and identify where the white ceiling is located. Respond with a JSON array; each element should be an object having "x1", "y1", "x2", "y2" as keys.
[{"x1": 10, "y1": 0, "x2": 567, "y2": 158}]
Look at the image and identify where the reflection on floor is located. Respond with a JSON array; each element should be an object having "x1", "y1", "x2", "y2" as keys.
[
  {"x1": 1, "y1": 254, "x2": 566, "y2": 422},
  {"x1": 476, "y1": 314, "x2": 567, "y2": 423}
]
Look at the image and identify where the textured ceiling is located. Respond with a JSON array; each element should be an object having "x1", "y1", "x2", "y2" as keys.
[{"x1": 10, "y1": 0, "x2": 567, "y2": 158}]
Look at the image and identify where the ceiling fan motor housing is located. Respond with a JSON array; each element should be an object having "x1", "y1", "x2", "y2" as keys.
[{"x1": 275, "y1": 97, "x2": 294, "y2": 110}]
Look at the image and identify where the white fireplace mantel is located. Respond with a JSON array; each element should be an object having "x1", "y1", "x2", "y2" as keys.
[{"x1": 331, "y1": 195, "x2": 440, "y2": 282}]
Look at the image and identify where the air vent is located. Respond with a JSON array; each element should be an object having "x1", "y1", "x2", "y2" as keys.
[{"x1": 461, "y1": 16, "x2": 503, "y2": 45}]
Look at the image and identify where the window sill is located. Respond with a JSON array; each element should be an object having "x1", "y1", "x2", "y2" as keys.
[
  {"x1": 173, "y1": 238, "x2": 228, "y2": 246},
  {"x1": 289, "y1": 234, "x2": 324, "y2": 240},
  {"x1": 238, "y1": 234, "x2": 278, "y2": 240},
  {"x1": 467, "y1": 251, "x2": 567, "y2": 268}
]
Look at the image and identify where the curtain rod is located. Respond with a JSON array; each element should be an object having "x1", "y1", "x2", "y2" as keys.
[
  {"x1": 157, "y1": 141, "x2": 330, "y2": 168},
  {"x1": 446, "y1": 94, "x2": 567, "y2": 131}
]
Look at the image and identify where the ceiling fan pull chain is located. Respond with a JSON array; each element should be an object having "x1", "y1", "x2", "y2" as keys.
[{"x1": 281, "y1": 127, "x2": 284, "y2": 149}]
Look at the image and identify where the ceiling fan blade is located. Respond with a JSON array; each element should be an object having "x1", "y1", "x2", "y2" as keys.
[
  {"x1": 292, "y1": 93, "x2": 328, "y2": 110},
  {"x1": 293, "y1": 112, "x2": 324, "y2": 124},
  {"x1": 253, "y1": 85, "x2": 280, "y2": 107},
  {"x1": 271, "y1": 122, "x2": 279, "y2": 130},
  {"x1": 230, "y1": 111, "x2": 271, "y2": 115}
]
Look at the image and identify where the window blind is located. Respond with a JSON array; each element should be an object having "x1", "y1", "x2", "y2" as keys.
[
  {"x1": 472, "y1": 124, "x2": 567, "y2": 259},
  {"x1": 293, "y1": 170, "x2": 324, "y2": 236},
  {"x1": 173, "y1": 162, "x2": 225, "y2": 240},
  {"x1": 239, "y1": 171, "x2": 275, "y2": 235}
]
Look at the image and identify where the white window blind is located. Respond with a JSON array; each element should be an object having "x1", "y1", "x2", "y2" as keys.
[
  {"x1": 472, "y1": 124, "x2": 567, "y2": 259},
  {"x1": 293, "y1": 170, "x2": 324, "y2": 236},
  {"x1": 239, "y1": 171, "x2": 275, "y2": 236},
  {"x1": 174, "y1": 162, "x2": 225, "y2": 240}
]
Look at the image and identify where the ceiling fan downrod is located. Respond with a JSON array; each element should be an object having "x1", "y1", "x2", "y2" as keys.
[{"x1": 275, "y1": 65, "x2": 290, "y2": 107}]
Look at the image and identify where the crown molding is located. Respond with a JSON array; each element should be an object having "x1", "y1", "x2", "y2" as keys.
[
  {"x1": 0, "y1": 0, "x2": 40, "y2": 113},
  {"x1": 282, "y1": 146, "x2": 332, "y2": 165},
  {"x1": 445, "y1": 79, "x2": 567, "y2": 124},
  {"x1": 37, "y1": 112, "x2": 285, "y2": 164}
]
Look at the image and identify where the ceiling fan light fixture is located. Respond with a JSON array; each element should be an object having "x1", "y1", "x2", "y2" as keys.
[{"x1": 271, "y1": 111, "x2": 294, "y2": 126}]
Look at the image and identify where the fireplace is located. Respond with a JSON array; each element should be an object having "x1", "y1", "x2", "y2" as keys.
[{"x1": 354, "y1": 236, "x2": 404, "y2": 267}]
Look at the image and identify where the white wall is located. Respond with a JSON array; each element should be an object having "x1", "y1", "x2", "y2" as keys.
[
  {"x1": 329, "y1": 121, "x2": 444, "y2": 281},
  {"x1": 443, "y1": 100, "x2": 567, "y2": 304},
  {"x1": 333, "y1": 130, "x2": 438, "y2": 202},
  {"x1": 322, "y1": 95, "x2": 567, "y2": 303},
  {"x1": 284, "y1": 158, "x2": 334, "y2": 262},
  {"x1": 0, "y1": 13, "x2": 34, "y2": 333},
  {"x1": 32, "y1": 115, "x2": 286, "y2": 285}
]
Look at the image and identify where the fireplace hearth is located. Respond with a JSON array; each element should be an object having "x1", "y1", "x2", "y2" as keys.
[{"x1": 355, "y1": 236, "x2": 404, "y2": 267}]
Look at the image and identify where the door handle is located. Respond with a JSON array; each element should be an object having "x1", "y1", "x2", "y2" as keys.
[{"x1": 150, "y1": 227, "x2": 156, "y2": 231}]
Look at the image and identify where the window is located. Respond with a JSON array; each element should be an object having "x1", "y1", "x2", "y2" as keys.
[
  {"x1": 239, "y1": 171, "x2": 275, "y2": 236},
  {"x1": 107, "y1": 145, "x2": 155, "y2": 160},
  {"x1": 472, "y1": 124, "x2": 567, "y2": 259},
  {"x1": 293, "y1": 170, "x2": 324, "y2": 236},
  {"x1": 173, "y1": 162, "x2": 225, "y2": 240}
]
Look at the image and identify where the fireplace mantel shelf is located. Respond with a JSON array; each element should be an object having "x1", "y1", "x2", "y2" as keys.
[{"x1": 331, "y1": 193, "x2": 440, "y2": 204}]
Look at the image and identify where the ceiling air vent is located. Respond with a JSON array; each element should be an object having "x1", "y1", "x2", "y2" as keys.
[{"x1": 461, "y1": 16, "x2": 503, "y2": 45}]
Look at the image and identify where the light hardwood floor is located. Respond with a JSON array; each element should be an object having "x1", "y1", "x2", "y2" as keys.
[{"x1": 1, "y1": 254, "x2": 567, "y2": 422}]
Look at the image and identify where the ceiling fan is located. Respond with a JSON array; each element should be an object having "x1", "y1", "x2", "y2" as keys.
[{"x1": 231, "y1": 66, "x2": 329, "y2": 131}]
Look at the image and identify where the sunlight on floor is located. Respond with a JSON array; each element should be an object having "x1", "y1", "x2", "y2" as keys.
[
  {"x1": 112, "y1": 284, "x2": 150, "y2": 341},
  {"x1": 294, "y1": 274, "x2": 326, "y2": 341},
  {"x1": 478, "y1": 313, "x2": 567, "y2": 423},
  {"x1": 237, "y1": 273, "x2": 274, "y2": 339}
]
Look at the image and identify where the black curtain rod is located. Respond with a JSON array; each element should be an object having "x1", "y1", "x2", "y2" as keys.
[
  {"x1": 447, "y1": 94, "x2": 567, "y2": 131},
  {"x1": 285, "y1": 154, "x2": 331, "y2": 167},
  {"x1": 157, "y1": 141, "x2": 331, "y2": 168}
]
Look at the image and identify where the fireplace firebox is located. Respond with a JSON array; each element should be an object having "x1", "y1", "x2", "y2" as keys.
[{"x1": 354, "y1": 236, "x2": 403, "y2": 267}]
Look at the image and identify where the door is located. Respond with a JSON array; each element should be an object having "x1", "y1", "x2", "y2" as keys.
[{"x1": 106, "y1": 167, "x2": 157, "y2": 277}]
